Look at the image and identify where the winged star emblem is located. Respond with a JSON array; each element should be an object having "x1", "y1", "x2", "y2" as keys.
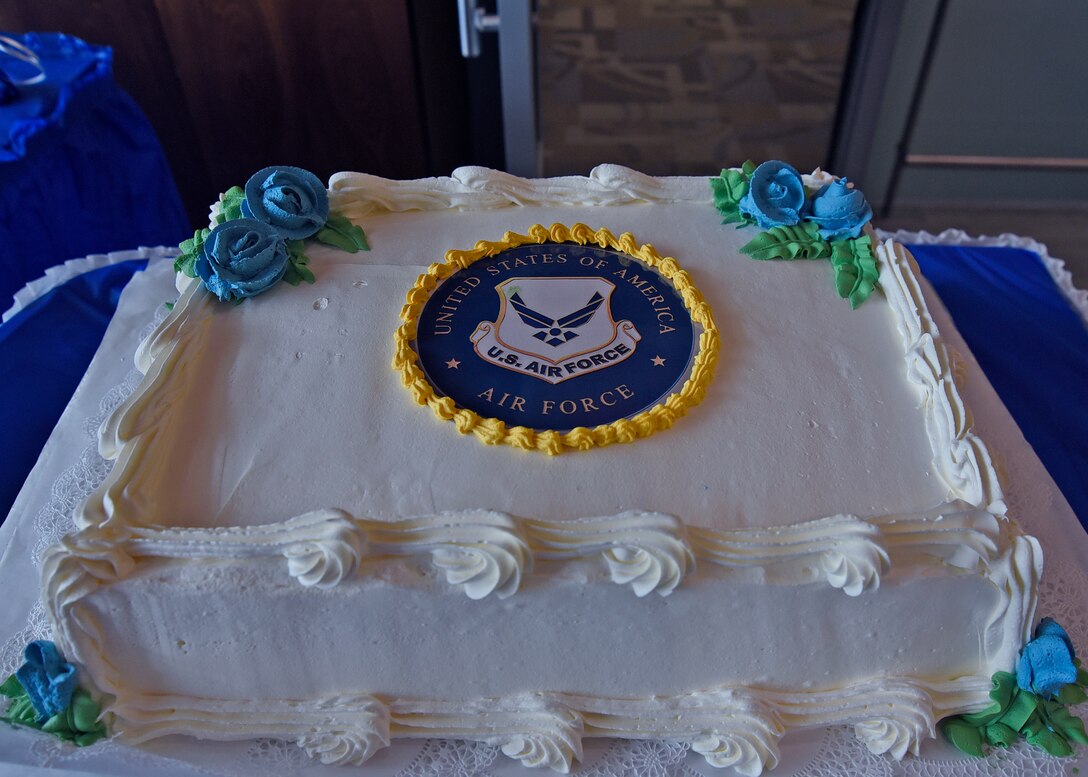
[
  {"x1": 469, "y1": 276, "x2": 641, "y2": 384},
  {"x1": 509, "y1": 291, "x2": 605, "y2": 347}
]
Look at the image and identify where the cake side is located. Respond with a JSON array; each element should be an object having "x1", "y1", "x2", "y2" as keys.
[
  {"x1": 44, "y1": 522, "x2": 1040, "y2": 773},
  {"x1": 38, "y1": 167, "x2": 1041, "y2": 774}
]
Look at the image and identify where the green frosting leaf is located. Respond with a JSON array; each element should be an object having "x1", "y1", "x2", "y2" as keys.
[
  {"x1": 282, "y1": 239, "x2": 316, "y2": 287},
  {"x1": 709, "y1": 169, "x2": 751, "y2": 225},
  {"x1": 0, "y1": 673, "x2": 25, "y2": 698},
  {"x1": 174, "y1": 228, "x2": 210, "y2": 279},
  {"x1": 3, "y1": 695, "x2": 40, "y2": 728},
  {"x1": 316, "y1": 212, "x2": 369, "y2": 253},
  {"x1": 296, "y1": 264, "x2": 316, "y2": 284},
  {"x1": 941, "y1": 719, "x2": 985, "y2": 757},
  {"x1": 942, "y1": 666, "x2": 1087, "y2": 759},
  {"x1": 1046, "y1": 701, "x2": 1088, "y2": 745},
  {"x1": 984, "y1": 721, "x2": 1018, "y2": 748},
  {"x1": 829, "y1": 234, "x2": 879, "y2": 308},
  {"x1": 1, "y1": 674, "x2": 40, "y2": 728},
  {"x1": 1026, "y1": 725, "x2": 1073, "y2": 757},
  {"x1": 962, "y1": 671, "x2": 1016, "y2": 725},
  {"x1": 217, "y1": 186, "x2": 246, "y2": 224},
  {"x1": 282, "y1": 262, "x2": 316, "y2": 287},
  {"x1": 1059, "y1": 682, "x2": 1088, "y2": 706},
  {"x1": 740, "y1": 221, "x2": 831, "y2": 261},
  {"x1": 0, "y1": 679, "x2": 105, "y2": 746},
  {"x1": 996, "y1": 688, "x2": 1040, "y2": 732},
  {"x1": 992, "y1": 671, "x2": 1019, "y2": 707},
  {"x1": 741, "y1": 159, "x2": 757, "y2": 177}
]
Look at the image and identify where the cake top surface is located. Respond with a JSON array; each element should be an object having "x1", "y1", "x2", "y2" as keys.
[{"x1": 83, "y1": 165, "x2": 999, "y2": 535}]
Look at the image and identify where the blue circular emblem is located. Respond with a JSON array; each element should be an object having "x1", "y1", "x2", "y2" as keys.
[{"x1": 415, "y1": 242, "x2": 696, "y2": 431}]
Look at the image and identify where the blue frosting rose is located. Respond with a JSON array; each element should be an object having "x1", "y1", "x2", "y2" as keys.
[
  {"x1": 805, "y1": 178, "x2": 873, "y2": 240},
  {"x1": 196, "y1": 218, "x2": 289, "y2": 301},
  {"x1": 242, "y1": 165, "x2": 329, "y2": 239},
  {"x1": 1017, "y1": 617, "x2": 1077, "y2": 697},
  {"x1": 15, "y1": 641, "x2": 76, "y2": 721},
  {"x1": 738, "y1": 160, "x2": 806, "y2": 229}
]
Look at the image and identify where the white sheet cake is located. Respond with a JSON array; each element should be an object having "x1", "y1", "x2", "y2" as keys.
[{"x1": 40, "y1": 166, "x2": 1040, "y2": 775}]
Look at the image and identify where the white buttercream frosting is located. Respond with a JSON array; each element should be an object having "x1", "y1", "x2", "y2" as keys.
[
  {"x1": 525, "y1": 510, "x2": 694, "y2": 596},
  {"x1": 328, "y1": 164, "x2": 710, "y2": 218},
  {"x1": 879, "y1": 239, "x2": 1005, "y2": 513},
  {"x1": 402, "y1": 510, "x2": 531, "y2": 599},
  {"x1": 38, "y1": 166, "x2": 1040, "y2": 772},
  {"x1": 690, "y1": 513, "x2": 888, "y2": 595},
  {"x1": 282, "y1": 511, "x2": 365, "y2": 588}
]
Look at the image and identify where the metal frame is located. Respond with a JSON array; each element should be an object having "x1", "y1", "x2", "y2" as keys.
[{"x1": 457, "y1": 0, "x2": 540, "y2": 177}]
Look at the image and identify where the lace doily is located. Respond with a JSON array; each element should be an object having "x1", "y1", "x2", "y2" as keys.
[{"x1": 2, "y1": 254, "x2": 1087, "y2": 776}]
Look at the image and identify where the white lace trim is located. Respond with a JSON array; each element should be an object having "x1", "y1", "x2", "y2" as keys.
[
  {"x1": 1, "y1": 245, "x2": 180, "y2": 324},
  {"x1": 877, "y1": 228, "x2": 1088, "y2": 328}
]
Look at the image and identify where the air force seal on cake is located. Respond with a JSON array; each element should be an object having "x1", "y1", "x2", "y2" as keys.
[
  {"x1": 470, "y1": 278, "x2": 641, "y2": 385},
  {"x1": 397, "y1": 223, "x2": 719, "y2": 452}
]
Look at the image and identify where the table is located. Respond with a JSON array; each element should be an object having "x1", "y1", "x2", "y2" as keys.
[
  {"x1": 0, "y1": 32, "x2": 188, "y2": 309},
  {"x1": 1, "y1": 233, "x2": 1086, "y2": 776}
]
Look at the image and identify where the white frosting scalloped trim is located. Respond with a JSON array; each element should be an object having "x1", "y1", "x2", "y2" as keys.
[
  {"x1": 45, "y1": 503, "x2": 1020, "y2": 607},
  {"x1": 328, "y1": 164, "x2": 711, "y2": 217},
  {"x1": 878, "y1": 240, "x2": 1005, "y2": 513},
  {"x1": 1, "y1": 245, "x2": 180, "y2": 324},
  {"x1": 690, "y1": 513, "x2": 888, "y2": 596},
  {"x1": 524, "y1": 510, "x2": 694, "y2": 597},
  {"x1": 98, "y1": 676, "x2": 991, "y2": 776}
]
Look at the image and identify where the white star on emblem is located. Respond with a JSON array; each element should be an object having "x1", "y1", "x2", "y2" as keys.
[
  {"x1": 446, "y1": 358, "x2": 460, "y2": 369},
  {"x1": 651, "y1": 355, "x2": 666, "y2": 367}
]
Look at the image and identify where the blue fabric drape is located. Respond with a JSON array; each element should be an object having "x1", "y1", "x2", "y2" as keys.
[
  {"x1": 908, "y1": 244, "x2": 1088, "y2": 529},
  {"x1": 0, "y1": 259, "x2": 146, "y2": 520},
  {"x1": 0, "y1": 33, "x2": 187, "y2": 307}
]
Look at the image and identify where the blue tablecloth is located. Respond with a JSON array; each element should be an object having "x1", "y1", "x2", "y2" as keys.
[
  {"x1": 0, "y1": 33, "x2": 188, "y2": 307},
  {"x1": 908, "y1": 244, "x2": 1088, "y2": 527},
  {"x1": 1, "y1": 246, "x2": 1086, "y2": 530}
]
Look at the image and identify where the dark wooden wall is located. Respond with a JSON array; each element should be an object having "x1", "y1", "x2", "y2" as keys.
[{"x1": 1, "y1": 0, "x2": 480, "y2": 226}]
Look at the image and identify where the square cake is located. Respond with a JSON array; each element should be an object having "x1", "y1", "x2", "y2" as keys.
[{"x1": 39, "y1": 165, "x2": 1041, "y2": 775}]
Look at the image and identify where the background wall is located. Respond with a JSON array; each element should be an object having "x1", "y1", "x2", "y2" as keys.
[
  {"x1": 0, "y1": 0, "x2": 495, "y2": 226},
  {"x1": 535, "y1": 0, "x2": 856, "y2": 177},
  {"x1": 844, "y1": 0, "x2": 1088, "y2": 211}
]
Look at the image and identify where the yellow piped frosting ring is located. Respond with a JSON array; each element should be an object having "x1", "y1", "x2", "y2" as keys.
[{"x1": 392, "y1": 223, "x2": 719, "y2": 454}]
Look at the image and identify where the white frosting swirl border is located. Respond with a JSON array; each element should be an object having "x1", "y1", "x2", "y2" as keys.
[
  {"x1": 327, "y1": 164, "x2": 711, "y2": 217},
  {"x1": 878, "y1": 239, "x2": 1004, "y2": 512},
  {"x1": 49, "y1": 504, "x2": 1022, "y2": 601},
  {"x1": 100, "y1": 676, "x2": 993, "y2": 776}
]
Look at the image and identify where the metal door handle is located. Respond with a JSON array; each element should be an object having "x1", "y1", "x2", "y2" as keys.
[{"x1": 458, "y1": 0, "x2": 500, "y2": 59}]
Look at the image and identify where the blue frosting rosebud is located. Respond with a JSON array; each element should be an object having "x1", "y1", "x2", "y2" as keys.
[
  {"x1": 242, "y1": 165, "x2": 329, "y2": 240},
  {"x1": 738, "y1": 160, "x2": 806, "y2": 230},
  {"x1": 15, "y1": 641, "x2": 77, "y2": 722},
  {"x1": 1017, "y1": 617, "x2": 1077, "y2": 698},
  {"x1": 804, "y1": 178, "x2": 873, "y2": 240},
  {"x1": 196, "y1": 218, "x2": 289, "y2": 301}
]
